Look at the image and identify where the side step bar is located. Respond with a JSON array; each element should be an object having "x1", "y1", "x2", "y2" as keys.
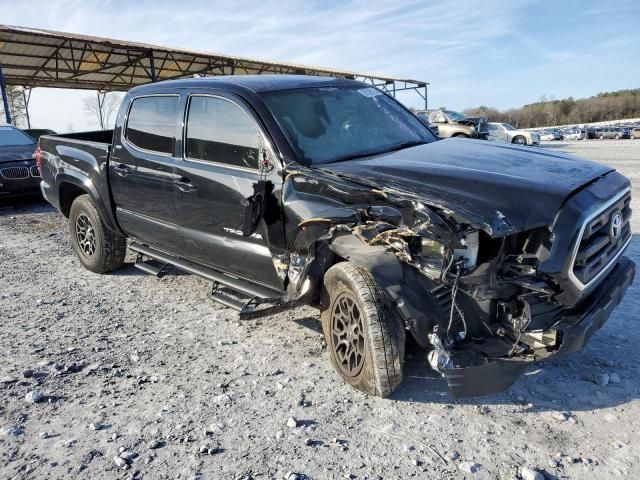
[{"x1": 129, "y1": 242, "x2": 281, "y2": 301}]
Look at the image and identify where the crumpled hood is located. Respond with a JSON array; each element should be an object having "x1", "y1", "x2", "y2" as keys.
[
  {"x1": 0, "y1": 144, "x2": 37, "y2": 164},
  {"x1": 319, "y1": 138, "x2": 613, "y2": 235}
]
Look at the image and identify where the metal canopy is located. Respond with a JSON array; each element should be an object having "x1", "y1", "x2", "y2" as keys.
[{"x1": 0, "y1": 25, "x2": 427, "y2": 99}]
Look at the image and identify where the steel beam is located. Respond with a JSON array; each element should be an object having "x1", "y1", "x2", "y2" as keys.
[{"x1": 0, "y1": 63, "x2": 11, "y2": 124}]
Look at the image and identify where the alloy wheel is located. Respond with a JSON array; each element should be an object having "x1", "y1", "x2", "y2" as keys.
[
  {"x1": 331, "y1": 292, "x2": 366, "y2": 378},
  {"x1": 75, "y1": 213, "x2": 96, "y2": 256}
]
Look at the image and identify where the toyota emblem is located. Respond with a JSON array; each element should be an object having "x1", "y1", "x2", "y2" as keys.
[{"x1": 610, "y1": 212, "x2": 623, "y2": 240}]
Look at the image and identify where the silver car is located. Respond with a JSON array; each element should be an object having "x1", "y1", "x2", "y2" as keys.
[{"x1": 487, "y1": 122, "x2": 540, "y2": 145}]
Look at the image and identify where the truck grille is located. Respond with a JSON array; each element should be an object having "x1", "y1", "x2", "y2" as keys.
[
  {"x1": 0, "y1": 166, "x2": 30, "y2": 180},
  {"x1": 571, "y1": 189, "x2": 631, "y2": 288}
]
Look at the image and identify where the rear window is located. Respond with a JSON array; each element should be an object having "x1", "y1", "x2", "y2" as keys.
[
  {"x1": 125, "y1": 96, "x2": 179, "y2": 155},
  {"x1": 0, "y1": 127, "x2": 36, "y2": 147}
]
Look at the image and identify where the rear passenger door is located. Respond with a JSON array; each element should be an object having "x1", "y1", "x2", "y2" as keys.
[
  {"x1": 173, "y1": 93, "x2": 285, "y2": 291},
  {"x1": 110, "y1": 94, "x2": 181, "y2": 251}
]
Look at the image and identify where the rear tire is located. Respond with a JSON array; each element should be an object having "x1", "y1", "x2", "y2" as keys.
[
  {"x1": 320, "y1": 262, "x2": 405, "y2": 397},
  {"x1": 69, "y1": 194, "x2": 126, "y2": 273}
]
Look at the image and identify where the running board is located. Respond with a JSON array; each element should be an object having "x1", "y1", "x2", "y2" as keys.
[
  {"x1": 133, "y1": 252, "x2": 171, "y2": 277},
  {"x1": 209, "y1": 284, "x2": 303, "y2": 320},
  {"x1": 129, "y1": 242, "x2": 281, "y2": 300}
]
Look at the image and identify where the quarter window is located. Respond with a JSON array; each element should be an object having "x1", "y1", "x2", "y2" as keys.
[
  {"x1": 186, "y1": 96, "x2": 260, "y2": 169},
  {"x1": 125, "y1": 96, "x2": 179, "y2": 155}
]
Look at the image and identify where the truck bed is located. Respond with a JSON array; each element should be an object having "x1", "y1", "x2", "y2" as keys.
[{"x1": 50, "y1": 129, "x2": 114, "y2": 145}]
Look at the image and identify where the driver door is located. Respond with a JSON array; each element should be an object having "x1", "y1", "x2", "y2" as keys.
[{"x1": 173, "y1": 93, "x2": 285, "y2": 291}]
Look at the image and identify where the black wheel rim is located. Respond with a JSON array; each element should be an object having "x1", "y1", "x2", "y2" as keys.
[
  {"x1": 330, "y1": 292, "x2": 365, "y2": 377},
  {"x1": 76, "y1": 213, "x2": 96, "y2": 256}
]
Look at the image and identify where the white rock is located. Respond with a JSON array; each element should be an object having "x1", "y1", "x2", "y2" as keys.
[
  {"x1": 520, "y1": 466, "x2": 544, "y2": 480},
  {"x1": 286, "y1": 417, "x2": 298, "y2": 428},
  {"x1": 276, "y1": 430, "x2": 284, "y2": 440},
  {"x1": 25, "y1": 391, "x2": 45, "y2": 403},
  {"x1": 0, "y1": 425, "x2": 23, "y2": 437},
  {"x1": 89, "y1": 422, "x2": 104, "y2": 431},
  {"x1": 119, "y1": 450, "x2": 137, "y2": 461},
  {"x1": 458, "y1": 461, "x2": 481, "y2": 474},
  {"x1": 113, "y1": 456, "x2": 128, "y2": 468}
]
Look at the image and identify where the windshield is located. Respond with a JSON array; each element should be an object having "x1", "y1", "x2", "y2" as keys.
[
  {"x1": 443, "y1": 110, "x2": 466, "y2": 122},
  {"x1": 0, "y1": 127, "x2": 36, "y2": 147},
  {"x1": 502, "y1": 124, "x2": 517, "y2": 131},
  {"x1": 260, "y1": 86, "x2": 436, "y2": 165}
]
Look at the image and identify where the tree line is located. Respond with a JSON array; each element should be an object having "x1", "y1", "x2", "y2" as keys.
[{"x1": 463, "y1": 88, "x2": 640, "y2": 128}]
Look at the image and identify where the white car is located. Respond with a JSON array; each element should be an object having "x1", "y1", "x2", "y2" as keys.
[
  {"x1": 487, "y1": 123, "x2": 540, "y2": 145},
  {"x1": 564, "y1": 128, "x2": 586, "y2": 141}
]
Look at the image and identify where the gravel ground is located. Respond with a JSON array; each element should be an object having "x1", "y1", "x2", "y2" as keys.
[{"x1": 1, "y1": 140, "x2": 639, "y2": 480}]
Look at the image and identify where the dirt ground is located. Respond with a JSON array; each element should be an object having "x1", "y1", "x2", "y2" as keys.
[{"x1": 1, "y1": 140, "x2": 639, "y2": 480}]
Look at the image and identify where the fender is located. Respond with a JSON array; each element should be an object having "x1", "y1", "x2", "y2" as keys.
[
  {"x1": 55, "y1": 171, "x2": 120, "y2": 233},
  {"x1": 329, "y1": 234, "x2": 444, "y2": 348}
]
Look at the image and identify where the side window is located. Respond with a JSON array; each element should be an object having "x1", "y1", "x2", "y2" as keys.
[
  {"x1": 125, "y1": 96, "x2": 179, "y2": 155},
  {"x1": 185, "y1": 96, "x2": 260, "y2": 169},
  {"x1": 488, "y1": 124, "x2": 497, "y2": 131}
]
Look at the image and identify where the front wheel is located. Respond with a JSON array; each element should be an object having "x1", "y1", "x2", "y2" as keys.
[
  {"x1": 320, "y1": 262, "x2": 405, "y2": 397},
  {"x1": 512, "y1": 136, "x2": 527, "y2": 145},
  {"x1": 69, "y1": 194, "x2": 126, "y2": 273}
]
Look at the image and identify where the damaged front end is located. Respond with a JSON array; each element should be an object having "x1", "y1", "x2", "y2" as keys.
[{"x1": 283, "y1": 162, "x2": 635, "y2": 398}]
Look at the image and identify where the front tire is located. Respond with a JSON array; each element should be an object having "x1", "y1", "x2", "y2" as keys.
[
  {"x1": 320, "y1": 262, "x2": 405, "y2": 397},
  {"x1": 69, "y1": 194, "x2": 126, "y2": 273},
  {"x1": 512, "y1": 135, "x2": 527, "y2": 145}
]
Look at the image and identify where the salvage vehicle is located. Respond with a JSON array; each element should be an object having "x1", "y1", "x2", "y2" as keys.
[
  {"x1": 38, "y1": 76, "x2": 635, "y2": 398},
  {"x1": 0, "y1": 125, "x2": 40, "y2": 198},
  {"x1": 487, "y1": 122, "x2": 540, "y2": 145},
  {"x1": 415, "y1": 109, "x2": 488, "y2": 139}
]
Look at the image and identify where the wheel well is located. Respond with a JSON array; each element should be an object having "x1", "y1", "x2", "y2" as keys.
[
  {"x1": 59, "y1": 183, "x2": 88, "y2": 217},
  {"x1": 451, "y1": 132, "x2": 469, "y2": 138},
  {"x1": 512, "y1": 135, "x2": 526, "y2": 143}
]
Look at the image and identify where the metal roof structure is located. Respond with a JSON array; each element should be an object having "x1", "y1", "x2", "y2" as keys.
[{"x1": 0, "y1": 24, "x2": 427, "y2": 98}]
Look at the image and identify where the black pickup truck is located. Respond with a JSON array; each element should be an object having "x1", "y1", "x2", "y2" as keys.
[{"x1": 39, "y1": 75, "x2": 635, "y2": 398}]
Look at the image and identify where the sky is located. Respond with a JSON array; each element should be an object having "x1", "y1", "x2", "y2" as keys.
[{"x1": 1, "y1": 0, "x2": 639, "y2": 131}]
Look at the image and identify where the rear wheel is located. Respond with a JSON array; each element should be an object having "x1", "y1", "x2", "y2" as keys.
[
  {"x1": 600, "y1": 134, "x2": 605, "y2": 140},
  {"x1": 320, "y1": 262, "x2": 405, "y2": 397},
  {"x1": 512, "y1": 135, "x2": 527, "y2": 145},
  {"x1": 69, "y1": 194, "x2": 126, "y2": 273},
  {"x1": 615, "y1": 134, "x2": 621, "y2": 139}
]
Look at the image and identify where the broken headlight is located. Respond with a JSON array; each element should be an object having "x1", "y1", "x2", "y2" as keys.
[{"x1": 452, "y1": 230, "x2": 479, "y2": 268}]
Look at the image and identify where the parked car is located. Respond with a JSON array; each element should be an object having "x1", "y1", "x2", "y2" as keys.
[
  {"x1": 564, "y1": 128, "x2": 586, "y2": 141},
  {"x1": 539, "y1": 129, "x2": 563, "y2": 141},
  {"x1": 0, "y1": 125, "x2": 40, "y2": 198},
  {"x1": 39, "y1": 76, "x2": 635, "y2": 399},
  {"x1": 23, "y1": 128, "x2": 57, "y2": 141},
  {"x1": 598, "y1": 127, "x2": 629, "y2": 139},
  {"x1": 487, "y1": 122, "x2": 539, "y2": 145},
  {"x1": 415, "y1": 109, "x2": 489, "y2": 139},
  {"x1": 631, "y1": 127, "x2": 640, "y2": 139}
]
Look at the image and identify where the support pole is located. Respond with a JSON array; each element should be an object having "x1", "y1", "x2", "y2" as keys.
[
  {"x1": 22, "y1": 87, "x2": 31, "y2": 129},
  {"x1": 149, "y1": 52, "x2": 157, "y2": 82},
  {"x1": 97, "y1": 91, "x2": 105, "y2": 130},
  {"x1": 424, "y1": 83, "x2": 428, "y2": 111},
  {"x1": 0, "y1": 63, "x2": 12, "y2": 125}
]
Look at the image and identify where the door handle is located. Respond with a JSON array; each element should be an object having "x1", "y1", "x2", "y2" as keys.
[
  {"x1": 113, "y1": 163, "x2": 131, "y2": 176},
  {"x1": 175, "y1": 177, "x2": 198, "y2": 193}
]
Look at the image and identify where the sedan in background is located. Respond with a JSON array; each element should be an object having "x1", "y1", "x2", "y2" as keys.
[
  {"x1": 487, "y1": 122, "x2": 540, "y2": 145},
  {"x1": 539, "y1": 130, "x2": 563, "y2": 141},
  {"x1": 631, "y1": 127, "x2": 640, "y2": 139},
  {"x1": 0, "y1": 125, "x2": 41, "y2": 199}
]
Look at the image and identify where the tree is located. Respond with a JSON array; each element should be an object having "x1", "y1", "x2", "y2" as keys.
[
  {"x1": 0, "y1": 86, "x2": 28, "y2": 127},
  {"x1": 83, "y1": 92, "x2": 122, "y2": 129}
]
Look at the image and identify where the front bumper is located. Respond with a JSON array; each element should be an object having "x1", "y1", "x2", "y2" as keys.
[
  {"x1": 0, "y1": 160, "x2": 41, "y2": 198},
  {"x1": 441, "y1": 257, "x2": 635, "y2": 398}
]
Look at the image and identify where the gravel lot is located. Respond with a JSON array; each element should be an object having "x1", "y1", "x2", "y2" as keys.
[{"x1": 1, "y1": 140, "x2": 639, "y2": 480}]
